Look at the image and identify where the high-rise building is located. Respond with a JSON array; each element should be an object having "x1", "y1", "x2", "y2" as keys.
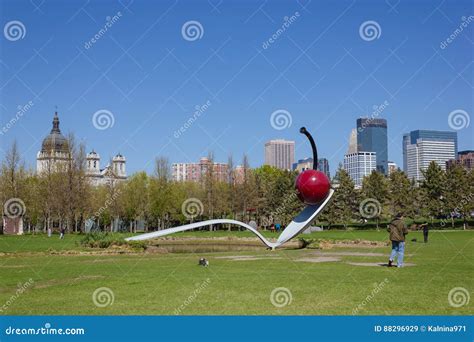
[
  {"x1": 234, "y1": 165, "x2": 246, "y2": 185},
  {"x1": 292, "y1": 157, "x2": 330, "y2": 179},
  {"x1": 172, "y1": 163, "x2": 188, "y2": 182},
  {"x1": 347, "y1": 128, "x2": 358, "y2": 154},
  {"x1": 292, "y1": 158, "x2": 312, "y2": 173},
  {"x1": 343, "y1": 152, "x2": 376, "y2": 187},
  {"x1": 446, "y1": 150, "x2": 474, "y2": 171},
  {"x1": 404, "y1": 130, "x2": 457, "y2": 182},
  {"x1": 264, "y1": 139, "x2": 295, "y2": 170},
  {"x1": 356, "y1": 118, "x2": 388, "y2": 175},
  {"x1": 172, "y1": 157, "x2": 229, "y2": 183},
  {"x1": 387, "y1": 161, "x2": 398, "y2": 175},
  {"x1": 403, "y1": 130, "x2": 458, "y2": 173},
  {"x1": 402, "y1": 134, "x2": 410, "y2": 173},
  {"x1": 318, "y1": 158, "x2": 330, "y2": 179}
]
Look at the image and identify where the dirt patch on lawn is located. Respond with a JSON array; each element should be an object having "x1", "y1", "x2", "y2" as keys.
[
  {"x1": 318, "y1": 239, "x2": 389, "y2": 249},
  {"x1": 296, "y1": 257, "x2": 341, "y2": 263},
  {"x1": 310, "y1": 251, "x2": 386, "y2": 257},
  {"x1": 309, "y1": 251, "x2": 413, "y2": 258},
  {"x1": 346, "y1": 262, "x2": 416, "y2": 267},
  {"x1": 216, "y1": 255, "x2": 282, "y2": 261},
  {"x1": 216, "y1": 255, "x2": 274, "y2": 259},
  {"x1": 0, "y1": 264, "x2": 26, "y2": 268},
  {"x1": 229, "y1": 257, "x2": 282, "y2": 261}
]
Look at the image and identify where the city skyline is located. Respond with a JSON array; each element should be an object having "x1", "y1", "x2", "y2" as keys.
[
  {"x1": 0, "y1": 1, "x2": 472, "y2": 178},
  {"x1": 3, "y1": 109, "x2": 471, "y2": 180}
]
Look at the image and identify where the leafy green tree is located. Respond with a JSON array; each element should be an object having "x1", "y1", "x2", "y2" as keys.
[
  {"x1": 388, "y1": 170, "x2": 413, "y2": 218},
  {"x1": 444, "y1": 163, "x2": 470, "y2": 228},
  {"x1": 332, "y1": 167, "x2": 357, "y2": 229},
  {"x1": 361, "y1": 170, "x2": 388, "y2": 228},
  {"x1": 203, "y1": 152, "x2": 217, "y2": 230},
  {"x1": 235, "y1": 155, "x2": 258, "y2": 223},
  {"x1": 122, "y1": 172, "x2": 148, "y2": 232},
  {"x1": 0, "y1": 141, "x2": 26, "y2": 200},
  {"x1": 420, "y1": 161, "x2": 446, "y2": 223},
  {"x1": 464, "y1": 170, "x2": 474, "y2": 229}
]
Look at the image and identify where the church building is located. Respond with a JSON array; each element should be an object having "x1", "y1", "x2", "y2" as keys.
[{"x1": 37, "y1": 111, "x2": 127, "y2": 185}]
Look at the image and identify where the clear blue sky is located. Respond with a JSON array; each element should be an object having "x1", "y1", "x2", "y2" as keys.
[{"x1": 1, "y1": 0, "x2": 473, "y2": 176}]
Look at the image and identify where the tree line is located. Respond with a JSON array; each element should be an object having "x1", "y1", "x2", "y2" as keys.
[{"x1": 1, "y1": 139, "x2": 473, "y2": 233}]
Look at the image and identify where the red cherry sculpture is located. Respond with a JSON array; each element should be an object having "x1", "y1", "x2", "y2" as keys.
[
  {"x1": 295, "y1": 127, "x2": 331, "y2": 205},
  {"x1": 295, "y1": 169, "x2": 330, "y2": 205}
]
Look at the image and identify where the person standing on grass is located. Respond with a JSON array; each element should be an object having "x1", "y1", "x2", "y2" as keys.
[
  {"x1": 421, "y1": 222, "x2": 429, "y2": 243},
  {"x1": 387, "y1": 213, "x2": 408, "y2": 267},
  {"x1": 59, "y1": 227, "x2": 65, "y2": 239},
  {"x1": 47, "y1": 227, "x2": 52, "y2": 238},
  {"x1": 270, "y1": 224, "x2": 275, "y2": 233}
]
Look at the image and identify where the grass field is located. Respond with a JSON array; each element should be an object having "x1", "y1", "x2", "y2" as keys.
[{"x1": 0, "y1": 230, "x2": 472, "y2": 315}]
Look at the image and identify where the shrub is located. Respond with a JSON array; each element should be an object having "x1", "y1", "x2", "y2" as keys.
[{"x1": 79, "y1": 232, "x2": 126, "y2": 249}]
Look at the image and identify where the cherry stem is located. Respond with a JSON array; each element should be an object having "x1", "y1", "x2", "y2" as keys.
[{"x1": 299, "y1": 127, "x2": 318, "y2": 170}]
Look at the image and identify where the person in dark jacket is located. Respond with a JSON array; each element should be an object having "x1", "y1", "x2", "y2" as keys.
[
  {"x1": 420, "y1": 222, "x2": 429, "y2": 243},
  {"x1": 387, "y1": 213, "x2": 408, "y2": 267}
]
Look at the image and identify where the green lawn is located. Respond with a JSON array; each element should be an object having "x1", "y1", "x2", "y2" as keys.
[{"x1": 0, "y1": 230, "x2": 472, "y2": 315}]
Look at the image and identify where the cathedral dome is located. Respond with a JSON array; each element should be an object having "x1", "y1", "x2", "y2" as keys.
[{"x1": 41, "y1": 112, "x2": 69, "y2": 153}]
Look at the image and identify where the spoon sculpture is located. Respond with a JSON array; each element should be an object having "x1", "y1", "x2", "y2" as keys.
[{"x1": 126, "y1": 127, "x2": 334, "y2": 249}]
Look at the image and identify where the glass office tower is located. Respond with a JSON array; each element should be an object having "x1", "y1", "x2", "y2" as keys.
[
  {"x1": 356, "y1": 118, "x2": 388, "y2": 175},
  {"x1": 402, "y1": 130, "x2": 458, "y2": 180}
]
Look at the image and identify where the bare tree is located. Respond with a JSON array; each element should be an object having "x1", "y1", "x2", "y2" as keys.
[
  {"x1": 154, "y1": 156, "x2": 171, "y2": 181},
  {"x1": 1, "y1": 140, "x2": 24, "y2": 198}
]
